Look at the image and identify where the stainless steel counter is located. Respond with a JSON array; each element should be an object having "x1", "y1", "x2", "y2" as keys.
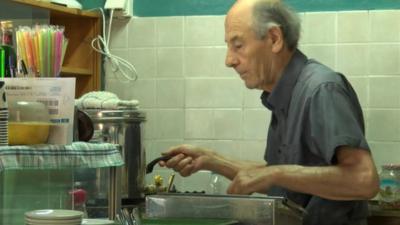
[
  {"x1": 367, "y1": 201, "x2": 400, "y2": 225},
  {"x1": 146, "y1": 194, "x2": 305, "y2": 225}
]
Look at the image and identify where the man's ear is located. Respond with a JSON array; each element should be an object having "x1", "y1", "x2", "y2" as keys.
[{"x1": 267, "y1": 26, "x2": 284, "y2": 53}]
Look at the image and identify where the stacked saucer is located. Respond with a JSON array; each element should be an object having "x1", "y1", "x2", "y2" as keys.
[
  {"x1": 25, "y1": 209, "x2": 83, "y2": 225},
  {"x1": 0, "y1": 81, "x2": 8, "y2": 146},
  {"x1": 82, "y1": 219, "x2": 116, "y2": 225},
  {"x1": 0, "y1": 108, "x2": 8, "y2": 146}
]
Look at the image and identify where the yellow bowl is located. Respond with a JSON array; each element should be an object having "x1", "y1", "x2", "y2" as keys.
[{"x1": 8, "y1": 122, "x2": 50, "y2": 145}]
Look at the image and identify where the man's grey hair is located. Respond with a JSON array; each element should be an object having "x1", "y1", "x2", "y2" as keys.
[{"x1": 252, "y1": 0, "x2": 301, "y2": 51}]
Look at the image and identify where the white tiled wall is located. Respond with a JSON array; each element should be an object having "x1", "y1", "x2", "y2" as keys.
[{"x1": 106, "y1": 10, "x2": 400, "y2": 192}]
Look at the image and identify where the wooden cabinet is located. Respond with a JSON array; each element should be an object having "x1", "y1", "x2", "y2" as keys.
[{"x1": 12, "y1": 0, "x2": 101, "y2": 98}]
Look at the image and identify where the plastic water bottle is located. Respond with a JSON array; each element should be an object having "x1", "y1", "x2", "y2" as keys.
[
  {"x1": 379, "y1": 164, "x2": 400, "y2": 209},
  {"x1": 209, "y1": 172, "x2": 222, "y2": 194}
]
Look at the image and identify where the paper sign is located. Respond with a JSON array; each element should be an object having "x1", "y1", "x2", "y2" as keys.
[{"x1": 3, "y1": 78, "x2": 76, "y2": 145}]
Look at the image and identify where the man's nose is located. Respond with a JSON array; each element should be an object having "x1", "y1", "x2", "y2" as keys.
[{"x1": 225, "y1": 52, "x2": 238, "y2": 68}]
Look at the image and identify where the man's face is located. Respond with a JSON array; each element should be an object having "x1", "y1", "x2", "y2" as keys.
[{"x1": 225, "y1": 14, "x2": 272, "y2": 90}]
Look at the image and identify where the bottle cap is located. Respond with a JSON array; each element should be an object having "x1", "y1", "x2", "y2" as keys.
[
  {"x1": 0, "y1": 21, "x2": 13, "y2": 30},
  {"x1": 382, "y1": 164, "x2": 400, "y2": 170}
]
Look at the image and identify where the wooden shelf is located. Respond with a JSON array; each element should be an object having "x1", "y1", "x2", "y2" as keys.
[
  {"x1": 10, "y1": 0, "x2": 102, "y2": 98},
  {"x1": 12, "y1": 0, "x2": 99, "y2": 18},
  {"x1": 61, "y1": 66, "x2": 92, "y2": 76}
]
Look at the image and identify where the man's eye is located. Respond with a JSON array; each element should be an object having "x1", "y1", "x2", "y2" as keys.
[{"x1": 234, "y1": 44, "x2": 242, "y2": 49}]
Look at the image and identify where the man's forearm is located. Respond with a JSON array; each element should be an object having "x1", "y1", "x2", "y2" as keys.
[{"x1": 271, "y1": 163, "x2": 379, "y2": 200}]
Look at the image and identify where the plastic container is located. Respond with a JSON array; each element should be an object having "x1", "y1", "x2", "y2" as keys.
[
  {"x1": 379, "y1": 164, "x2": 400, "y2": 210},
  {"x1": 8, "y1": 101, "x2": 51, "y2": 145}
]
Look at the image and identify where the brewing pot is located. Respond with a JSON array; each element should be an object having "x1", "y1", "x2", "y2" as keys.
[{"x1": 84, "y1": 109, "x2": 146, "y2": 200}]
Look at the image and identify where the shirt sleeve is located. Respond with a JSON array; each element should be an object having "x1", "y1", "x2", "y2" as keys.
[{"x1": 307, "y1": 81, "x2": 370, "y2": 164}]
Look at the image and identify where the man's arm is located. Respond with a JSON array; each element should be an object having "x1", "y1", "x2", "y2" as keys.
[
  {"x1": 160, "y1": 144, "x2": 266, "y2": 179},
  {"x1": 228, "y1": 146, "x2": 380, "y2": 200},
  {"x1": 208, "y1": 153, "x2": 267, "y2": 180}
]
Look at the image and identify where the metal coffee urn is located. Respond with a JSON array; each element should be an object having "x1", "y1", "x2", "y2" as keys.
[{"x1": 80, "y1": 109, "x2": 146, "y2": 216}]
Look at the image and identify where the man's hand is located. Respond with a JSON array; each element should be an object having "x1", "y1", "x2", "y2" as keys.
[
  {"x1": 227, "y1": 166, "x2": 276, "y2": 195},
  {"x1": 159, "y1": 144, "x2": 267, "y2": 180},
  {"x1": 159, "y1": 144, "x2": 216, "y2": 177}
]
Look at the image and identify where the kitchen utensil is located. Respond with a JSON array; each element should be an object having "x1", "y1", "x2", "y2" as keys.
[
  {"x1": 119, "y1": 210, "x2": 127, "y2": 225},
  {"x1": 131, "y1": 207, "x2": 141, "y2": 225},
  {"x1": 167, "y1": 173, "x2": 175, "y2": 193},
  {"x1": 146, "y1": 155, "x2": 172, "y2": 174},
  {"x1": 123, "y1": 208, "x2": 133, "y2": 225},
  {"x1": 76, "y1": 109, "x2": 94, "y2": 142},
  {"x1": 118, "y1": 211, "x2": 127, "y2": 225},
  {"x1": 130, "y1": 213, "x2": 137, "y2": 225},
  {"x1": 83, "y1": 109, "x2": 146, "y2": 200},
  {"x1": 116, "y1": 214, "x2": 122, "y2": 224}
]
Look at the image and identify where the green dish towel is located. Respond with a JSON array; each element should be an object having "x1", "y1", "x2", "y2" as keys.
[{"x1": 0, "y1": 142, "x2": 124, "y2": 171}]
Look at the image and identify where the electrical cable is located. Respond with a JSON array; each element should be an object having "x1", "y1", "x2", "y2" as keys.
[{"x1": 91, "y1": 8, "x2": 138, "y2": 82}]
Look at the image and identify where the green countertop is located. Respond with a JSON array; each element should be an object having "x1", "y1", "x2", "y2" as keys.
[{"x1": 141, "y1": 218, "x2": 238, "y2": 225}]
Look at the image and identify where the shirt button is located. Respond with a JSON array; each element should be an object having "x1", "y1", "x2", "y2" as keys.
[{"x1": 278, "y1": 144, "x2": 287, "y2": 154}]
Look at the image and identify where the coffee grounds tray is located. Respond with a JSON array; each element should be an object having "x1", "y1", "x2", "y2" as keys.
[{"x1": 146, "y1": 194, "x2": 305, "y2": 225}]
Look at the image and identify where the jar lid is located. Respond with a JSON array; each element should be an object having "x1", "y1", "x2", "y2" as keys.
[
  {"x1": 382, "y1": 164, "x2": 400, "y2": 170},
  {"x1": 83, "y1": 109, "x2": 146, "y2": 123},
  {"x1": 9, "y1": 101, "x2": 50, "y2": 123}
]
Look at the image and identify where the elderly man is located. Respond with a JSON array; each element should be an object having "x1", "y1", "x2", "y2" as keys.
[{"x1": 159, "y1": 0, "x2": 379, "y2": 224}]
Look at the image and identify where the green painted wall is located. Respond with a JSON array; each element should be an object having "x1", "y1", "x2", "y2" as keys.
[
  {"x1": 79, "y1": 0, "x2": 400, "y2": 16},
  {"x1": 133, "y1": 0, "x2": 235, "y2": 16}
]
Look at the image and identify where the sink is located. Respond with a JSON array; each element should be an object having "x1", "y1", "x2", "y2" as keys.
[{"x1": 145, "y1": 194, "x2": 304, "y2": 225}]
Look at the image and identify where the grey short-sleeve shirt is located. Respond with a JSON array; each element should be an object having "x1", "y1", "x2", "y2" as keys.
[{"x1": 262, "y1": 50, "x2": 369, "y2": 225}]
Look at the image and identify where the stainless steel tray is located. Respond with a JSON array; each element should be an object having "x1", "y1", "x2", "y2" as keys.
[{"x1": 146, "y1": 194, "x2": 305, "y2": 225}]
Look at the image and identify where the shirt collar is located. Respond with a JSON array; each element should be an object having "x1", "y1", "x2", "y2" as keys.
[{"x1": 261, "y1": 49, "x2": 308, "y2": 113}]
